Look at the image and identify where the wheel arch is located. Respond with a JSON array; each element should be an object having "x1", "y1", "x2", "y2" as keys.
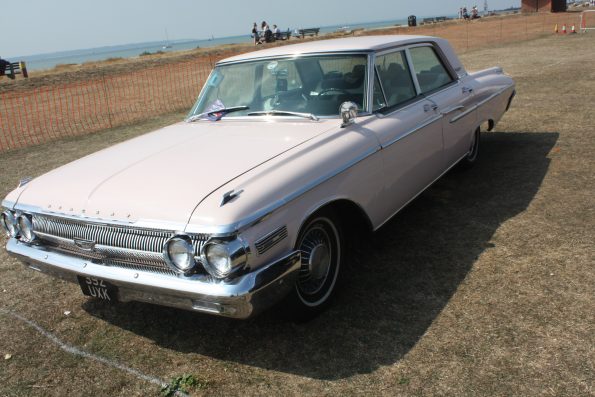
[{"x1": 293, "y1": 198, "x2": 373, "y2": 248}]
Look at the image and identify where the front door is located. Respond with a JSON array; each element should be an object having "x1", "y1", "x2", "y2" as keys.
[{"x1": 368, "y1": 50, "x2": 444, "y2": 224}]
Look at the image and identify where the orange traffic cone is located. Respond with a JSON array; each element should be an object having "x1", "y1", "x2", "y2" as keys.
[
  {"x1": 562, "y1": 24, "x2": 567, "y2": 34},
  {"x1": 554, "y1": 24, "x2": 559, "y2": 33},
  {"x1": 571, "y1": 25, "x2": 577, "y2": 34}
]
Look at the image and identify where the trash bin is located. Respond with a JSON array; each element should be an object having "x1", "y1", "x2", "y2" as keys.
[{"x1": 408, "y1": 15, "x2": 417, "y2": 27}]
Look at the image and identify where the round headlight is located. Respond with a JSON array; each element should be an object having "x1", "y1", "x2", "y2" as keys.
[
  {"x1": 1, "y1": 211, "x2": 18, "y2": 238},
  {"x1": 17, "y1": 214, "x2": 35, "y2": 242},
  {"x1": 205, "y1": 243, "x2": 232, "y2": 277},
  {"x1": 202, "y1": 239, "x2": 247, "y2": 279},
  {"x1": 163, "y1": 236, "x2": 196, "y2": 274}
]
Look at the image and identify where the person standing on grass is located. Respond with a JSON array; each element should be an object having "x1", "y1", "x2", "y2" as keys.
[
  {"x1": 251, "y1": 22, "x2": 261, "y2": 45},
  {"x1": 0, "y1": 56, "x2": 13, "y2": 79},
  {"x1": 273, "y1": 24, "x2": 281, "y2": 40},
  {"x1": 262, "y1": 21, "x2": 273, "y2": 43}
]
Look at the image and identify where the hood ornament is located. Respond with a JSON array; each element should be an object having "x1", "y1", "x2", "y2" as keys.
[
  {"x1": 221, "y1": 189, "x2": 243, "y2": 206},
  {"x1": 18, "y1": 176, "x2": 33, "y2": 188}
]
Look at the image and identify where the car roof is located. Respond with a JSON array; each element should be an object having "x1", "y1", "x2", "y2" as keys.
[{"x1": 218, "y1": 35, "x2": 439, "y2": 64}]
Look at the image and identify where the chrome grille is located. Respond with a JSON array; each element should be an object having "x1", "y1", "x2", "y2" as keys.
[{"x1": 32, "y1": 214, "x2": 209, "y2": 275}]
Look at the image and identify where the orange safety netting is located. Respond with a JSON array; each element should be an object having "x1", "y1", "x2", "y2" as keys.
[{"x1": 0, "y1": 13, "x2": 580, "y2": 153}]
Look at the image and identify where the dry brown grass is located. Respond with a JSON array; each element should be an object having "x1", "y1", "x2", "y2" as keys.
[{"x1": 1, "y1": 34, "x2": 594, "y2": 396}]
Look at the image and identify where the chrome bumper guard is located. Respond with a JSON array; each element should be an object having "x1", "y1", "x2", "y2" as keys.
[{"x1": 6, "y1": 238, "x2": 300, "y2": 319}]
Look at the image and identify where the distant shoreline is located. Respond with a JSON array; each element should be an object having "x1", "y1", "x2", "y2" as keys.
[
  {"x1": 1, "y1": 9, "x2": 540, "y2": 94},
  {"x1": 9, "y1": 10, "x2": 531, "y2": 73},
  {"x1": 12, "y1": 17, "x2": 418, "y2": 72}
]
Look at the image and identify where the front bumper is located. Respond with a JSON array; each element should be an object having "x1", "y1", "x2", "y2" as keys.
[{"x1": 6, "y1": 238, "x2": 300, "y2": 319}]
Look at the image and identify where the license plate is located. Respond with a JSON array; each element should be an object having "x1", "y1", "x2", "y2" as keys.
[{"x1": 77, "y1": 276, "x2": 118, "y2": 302}]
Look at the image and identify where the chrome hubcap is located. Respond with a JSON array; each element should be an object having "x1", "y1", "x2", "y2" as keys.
[
  {"x1": 309, "y1": 244, "x2": 330, "y2": 279},
  {"x1": 298, "y1": 225, "x2": 332, "y2": 295}
]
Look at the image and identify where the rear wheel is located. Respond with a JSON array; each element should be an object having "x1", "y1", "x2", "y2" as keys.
[
  {"x1": 459, "y1": 128, "x2": 480, "y2": 168},
  {"x1": 287, "y1": 210, "x2": 344, "y2": 320}
]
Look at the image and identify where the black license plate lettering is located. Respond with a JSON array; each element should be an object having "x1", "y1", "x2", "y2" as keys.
[{"x1": 77, "y1": 276, "x2": 118, "y2": 302}]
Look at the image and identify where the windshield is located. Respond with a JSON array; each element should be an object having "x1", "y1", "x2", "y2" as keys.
[{"x1": 188, "y1": 54, "x2": 368, "y2": 119}]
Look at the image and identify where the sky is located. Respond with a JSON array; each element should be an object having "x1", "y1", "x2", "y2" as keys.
[{"x1": 1, "y1": 0, "x2": 519, "y2": 58}]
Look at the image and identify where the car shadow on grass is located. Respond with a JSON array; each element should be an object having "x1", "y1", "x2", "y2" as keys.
[{"x1": 83, "y1": 131, "x2": 558, "y2": 380}]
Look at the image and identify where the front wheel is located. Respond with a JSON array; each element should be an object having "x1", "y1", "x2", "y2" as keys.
[{"x1": 286, "y1": 210, "x2": 344, "y2": 321}]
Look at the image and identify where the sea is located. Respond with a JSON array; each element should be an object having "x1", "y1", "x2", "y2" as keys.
[{"x1": 15, "y1": 18, "x2": 420, "y2": 72}]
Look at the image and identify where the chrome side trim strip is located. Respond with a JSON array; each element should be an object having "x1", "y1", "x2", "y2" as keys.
[
  {"x1": 442, "y1": 105, "x2": 465, "y2": 116},
  {"x1": 381, "y1": 115, "x2": 442, "y2": 149},
  {"x1": 450, "y1": 105, "x2": 477, "y2": 123},
  {"x1": 476, "y1": 87, "x2": 508, "y2": 108},
  {"x1": 450, "y1": 86, "x2": 510, "y2": 124},
  {"x1": 186, "y1": 144, "x2": 381, "y2": 235}
]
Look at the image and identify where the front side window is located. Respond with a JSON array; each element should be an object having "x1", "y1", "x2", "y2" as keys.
[
  {"x1": 409, "y1": 46, "x2": 453, "y2": 94},
  {"x1": 188, "y1": 54, "x2": 368, "y2": 118},
  {"x1": 374, "y1": 50, "x2": 417, "y2": 109}
]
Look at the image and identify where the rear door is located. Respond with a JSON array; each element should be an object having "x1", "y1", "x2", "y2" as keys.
[{"x1": 408, "y1": 45, "x2": 477, "y2": 167}]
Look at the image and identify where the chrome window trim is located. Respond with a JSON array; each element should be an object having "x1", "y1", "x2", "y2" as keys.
[
  {"x1": 372, "y1": 65, "x2": 388, "y2": 111},
  {"x1": 194, "y1": 52, "x2": 373, "y2": 118},
  {"x1": 404, "y1": 48, "x2": 423, "y2": 95},
  {"x1": 216, "y1": 51, "x2": 373, "y2": 66},
  {"x1": 402, "y1": 42, "x2": 459, "y2": 82},
  {"x1": 420, "y1": 81, "x2": 460, "y2": 102},
  {"x1": 372, "y1": 48, "x2": 425, "y2": 116},
  {"x1": 407, "y1": 45, "x2": 458, "y2": 97},
  {"x1": 365, "y1": 53, "x2": 375, "y2": 113},
  {"x1": 185, "y1": 113, "x2": 373, "y2": 122}
]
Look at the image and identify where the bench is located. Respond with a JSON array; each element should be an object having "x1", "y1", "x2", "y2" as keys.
[
  {"x1": 297, "y1": 28, "x2": 320, "y2": 38},
  {"x1": 0, "y1": 61, "x2": 28, "y2": 79},
  {"x1": 274, "y1": 30, "x2": 292, "y2": 41}
]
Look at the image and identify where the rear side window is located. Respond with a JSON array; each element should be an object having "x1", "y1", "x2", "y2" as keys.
[
  {"x1": 375, "y1": 51, "x2": 417, "y2": 108},
  {"x1": 409, "y1": 46, "x2": 453, "y2": 93}
]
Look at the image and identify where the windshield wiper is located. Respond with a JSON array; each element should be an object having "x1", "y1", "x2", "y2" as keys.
[
  {"x1": 247, "y1": 110, "x2": 319, "y2": 121},
  {"x1": 186, "y1": 106, "x2": 249, "y2": 122}
]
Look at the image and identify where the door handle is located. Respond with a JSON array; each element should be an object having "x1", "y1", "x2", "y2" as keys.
[
  {"x1": 424, "y1": 104, "x2": 438, "y2": 112},
  {"x1": 462, "y1": 86, "x2": 474, "y2": 94},
  {"x1": 441, "y1": 105, "x2": 465, "y2": 116}
]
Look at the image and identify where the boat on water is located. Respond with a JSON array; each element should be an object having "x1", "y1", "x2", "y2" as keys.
[{"x1": 162, "y1": 29, "x2": 173, "y2": 49}]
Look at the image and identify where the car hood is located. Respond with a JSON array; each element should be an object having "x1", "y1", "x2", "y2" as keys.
[{"x1": 15, "y1": 120, "x2": 335, "y2": 224}]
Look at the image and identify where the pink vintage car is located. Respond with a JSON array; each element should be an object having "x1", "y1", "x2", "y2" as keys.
[{"x1": 2, "y1": 36, "x2": 515, "y2": 319}]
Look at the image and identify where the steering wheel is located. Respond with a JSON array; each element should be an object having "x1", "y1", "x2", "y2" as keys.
[{"x1": 318, "y1": 88, "x2": 351, "y2": 97}]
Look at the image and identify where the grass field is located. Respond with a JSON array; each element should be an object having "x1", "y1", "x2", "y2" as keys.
[{"x1": 1, "y1": 33, "x2": 594, "y2": 396}]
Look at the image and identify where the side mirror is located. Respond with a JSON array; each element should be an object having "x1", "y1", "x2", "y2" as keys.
[{"x1": 340, "y1": 101, "x2": 358, "y2": 128}]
